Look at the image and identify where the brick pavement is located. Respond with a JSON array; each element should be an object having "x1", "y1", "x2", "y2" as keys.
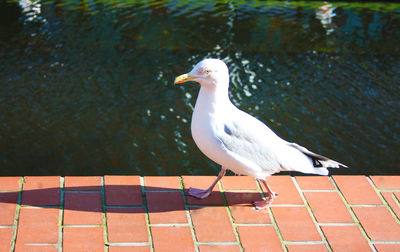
[{"x1": 0, "y1": 175, "x2": 399, "y2": 251}]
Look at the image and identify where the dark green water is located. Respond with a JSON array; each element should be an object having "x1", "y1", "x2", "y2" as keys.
[{"x1": 1, "y1": 1, "x2": 399, "y2": 176}]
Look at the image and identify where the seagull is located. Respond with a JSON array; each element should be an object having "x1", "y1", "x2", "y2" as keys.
[{"x1": 174, "y1": 58, "x2": 347, "y2": 209}]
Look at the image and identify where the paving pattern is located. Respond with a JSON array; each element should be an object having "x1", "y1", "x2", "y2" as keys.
[{"x1": 0, "y1": 175, "x2": 399, "y2": 251}]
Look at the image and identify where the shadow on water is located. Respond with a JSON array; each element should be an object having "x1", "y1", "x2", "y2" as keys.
[
  {"x1": 0, "y1": 185, "x2": 262, "y2": 212},
  {"x1": 1, "y1": 0, "x2": 400, "y2": 176}
]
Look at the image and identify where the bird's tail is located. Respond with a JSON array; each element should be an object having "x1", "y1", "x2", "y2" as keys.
[
  {"x1": 311, "y1": 159, "x2": 346, "y2": 175},
  {"x1": 287, "y1": 142, "x2": 348, "y2": 175}
]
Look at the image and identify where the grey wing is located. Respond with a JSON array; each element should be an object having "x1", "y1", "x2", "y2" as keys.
[{"x1": 215, "y1": 112, "x2": 284, "y2": 173}]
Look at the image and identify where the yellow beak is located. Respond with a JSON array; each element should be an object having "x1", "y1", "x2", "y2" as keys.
[{"x1": 174, "y1": 73, "x2": 195, "y2": 84}]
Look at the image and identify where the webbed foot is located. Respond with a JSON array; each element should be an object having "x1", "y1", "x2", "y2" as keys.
[
  {"x1": 187, "y1": 187, "x2": 212, "y2": 199},
  {"x1": 253, "y1": 192, "x2": 277, "y2": 210}
]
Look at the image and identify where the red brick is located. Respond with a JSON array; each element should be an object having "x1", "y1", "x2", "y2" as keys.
[
  {"x1": 64, "y1": 176, "x2": 101, "y2": 191},
  {"x1": 17, "y1": 208, "x2": 59, "y2": 243},
  {"x1": 182, "y1": 176, "x2": 224, "y2": 205},
  {"x1": 23, "y1": 176, "x2": 60, "y2": 189},
  {"x1": 230, "y1": 205, "x2": 271, "y2": 224},
  {"x1": 63, "y1": 227, "x2": 104, "y2": 252},
  {"x1": 370, "y1": 176, "x2": 400, "y2": 190},
  {"x1": 109, "y1": 246, "x2": 150, "y2": 252},
  {"x1": 221, "y1": 176, "x2": 258, "y2": 190},
  {"x1": 373, "y1": 244, "x2": 400, "y2": 252},
  {"x1": 151, "y1": 226, "x2": 195, "y2": 252},
  {"x1": 22, "y1": 176, "x2": 60, "y2": 206},
  {"x1": 395, "y1": 192, "x2": 400, "y2": 216},
  {"x1": 353, "y1": 206, "x2": 400, "y2": 241},
  {"x1": 0, "y1": 228, "x2": 13, "y2": 252},
  {"x1": 63, "y1": 193, "x2": 103, "y2": 225},
  {"x1": 265, "y1": 176, "x2": 303, "y2": 205},
  {"x1": 0, "y1": 177, "x2": 21, "y2": 191},
  {"x1": 286, "y1": 244, "x2": 328, "y2": 252},
  {"x1": 14, "y1": 244, "x2": 58, "y2": 252},
  {"x1": 225, "y1": 192, "x2": 271, "y2": 223},
  {"x1": 296, "y1": 176, "x2": 335, "y2": 190},
  {"x1": 199, "y1": 245, "x2": 241, "y2": 252},
  {"x1": 225, "y1": 191, "x2": 262, "y2": 205},
  {"x1": 106, "y1": 208, "x2": 148, "y2": 242},
  {"x1": 237, "y1": 226, "x2": 283, "y2": 251},
  {"x1": 321, "y1": 225, "x2": 371, "y2": 251},
  {"x1": 146, "y1": 192, "x2": 187, "y2": 224},
  {"x1": 144, "y1": 176, "x2": 181, "y2": 191},
  {"x1": 0, "y1": 192, "x2": 18, "y2": 225},
  {"x1": 303, "y1": 192, "x2": 353, "y2": 223},
  {"x1": 190, "y1": 207, "x2": 236, "y2": 242},
  {"x1": 382, "y1": 192, "x2": 400, "y2": 219},
  {"x1": 333, "y1": 176, "x2": 381, "y2": 205},
  {"x1": 271, "y1": 206, "x2": 321, "y2": 241},
  {"x1": 104, "y1": 176, "x2": 142, "y2": 206}
]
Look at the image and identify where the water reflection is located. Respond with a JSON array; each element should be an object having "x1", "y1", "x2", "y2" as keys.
[
  {"x1": 19, "y1": 0, "x2": 42, "y2": 22},
  {"x1": 316, "y1": 3, "x2": 336, "y2": 35},
  {"x1": 1, "y1": 0, "x2": 400, "y2": 176}
]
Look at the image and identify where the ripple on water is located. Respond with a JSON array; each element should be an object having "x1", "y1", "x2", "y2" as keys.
[{"x1": 1, "y1": 1, "x2": 400, "y2": 175}]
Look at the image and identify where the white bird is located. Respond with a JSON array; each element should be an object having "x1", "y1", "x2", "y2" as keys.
[{"x1": 174, "y1": 58, "x2": 347, "y2": 209}]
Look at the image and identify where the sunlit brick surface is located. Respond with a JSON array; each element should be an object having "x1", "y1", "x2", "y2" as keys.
[{"x1": 0, "y1": 175, "x2": 399, "y2": 251}]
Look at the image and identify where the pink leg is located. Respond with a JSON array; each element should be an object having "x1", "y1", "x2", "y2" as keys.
[
  {"x1": 253, "y1": 179, "x2": 277, "y2": 210},
  {"x1": 187, "y1": 167, "x2": 226, "y2": 199}
]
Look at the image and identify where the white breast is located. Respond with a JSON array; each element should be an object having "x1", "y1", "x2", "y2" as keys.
[
  {"x1": 190, "y1": 87, "x2": 267, "y2": 177},
  {"x1": 191, "y1": 98, "x2": 227, "y2": 165}
]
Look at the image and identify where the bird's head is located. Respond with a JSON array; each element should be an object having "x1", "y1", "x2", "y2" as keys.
[{"x1": 174, "y1": 58, "x2": 229, "y2": 88}]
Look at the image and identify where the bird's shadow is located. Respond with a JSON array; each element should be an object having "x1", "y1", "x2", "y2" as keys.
[{"x1": 0, "y1": 185, "x2": 265, "y2": 213}]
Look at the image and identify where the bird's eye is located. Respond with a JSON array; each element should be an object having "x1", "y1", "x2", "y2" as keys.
[{"x1": 205, "y1": 69, "x2": 211, "y2": 74}]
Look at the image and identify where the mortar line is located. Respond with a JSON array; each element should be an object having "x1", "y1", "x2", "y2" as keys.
[
  {"x1": 392, "y1": 193, "x2": 400, "y2": 212},
  {"x1": 58, "y1": 176, "x2": 65, "y2": 252},
  {"x1": 367, "y1": 180, "x2": 400, "y2": 250},
  {"x1": 108, "y1": 242, "x2": 152, "y2": 246},
  {"x1": 196, "y1": 241, "x2": 240, "y2": 245},
  {"x1": 366, "y1": 176, "x2": 400, "y2": 224},
  {"x1": 105, "y1": 205, "x2": 145, "y2": 209},
  {"x1": 180, "y1": 176, "x2": 200, "y2": 252},
  {"x1": 372, "y1": 241, "x2": 400, "y2": 244},
  {"x1": 220, "y1": 180, "x2": 244, "y2": 252},
  {"x1": 10, "y1": 177, "x2": 24, "y2": 252},
  {"x1": 144, "y1": 190, "x2": 182, "y2": 193},
  {"x1": 21, "y1": 206, "x2": 62, "y2": 209},
  {"x1": 292, "y1": 176, "x2": 332, "y2": 252},
  {"x1": 62, "y1": 224, "x2": 105, "y2": 228},
  {"x1": 379, "y1": 189, "x2": 400, "y2": 192},
  {"x1": 221, "y1": 190, "x2": 261, "y2": 193},
  {"x1": 301, "y1": 189, "x2": 337, "y2": 192},
  {"x1": 140, "y1": 176, "x2": 154, "y2": 252},
  {"x1": 318, "y1": 223, "x2": 358, "y2": 226},
  {"x1": 255, "y1": 178, "x2": 287, "y2": 252},
  {"x1": 366, "y1": 176, "x2": 400, "y2": 251},
  {"x1": 262, "y1": 204, "x2": 306, "y2": 207},
  {"x1": 100, "y1": 176, "x2": 109, "y2": 252},
  {"x1": 22, "y1": 243, "x2": 58, "y2": 246},
  {"x1": 329, "y1": 176, "x2": 360, "y2": 221},
  {"x1": 149, "y1": 223, "x2": 191, "y2": 227},
  {"x1": 283, "y1": 241, "x2": 326, "y2": 245},
  {"x1": 234, "y1": 223, "x2": 274, "y2": 227},
  {"x1": 63, "y1": 190, "x2": 102, "y2": 193},
  {"x1": 346, "y1": 204, "x2": 387, "y2": 207},
  {"x1": 185, "y1": 204, "x2": 226, "y2": 208},
  {"x1": 329, "y1": 176, "x2": 377, "y2": 252}
]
